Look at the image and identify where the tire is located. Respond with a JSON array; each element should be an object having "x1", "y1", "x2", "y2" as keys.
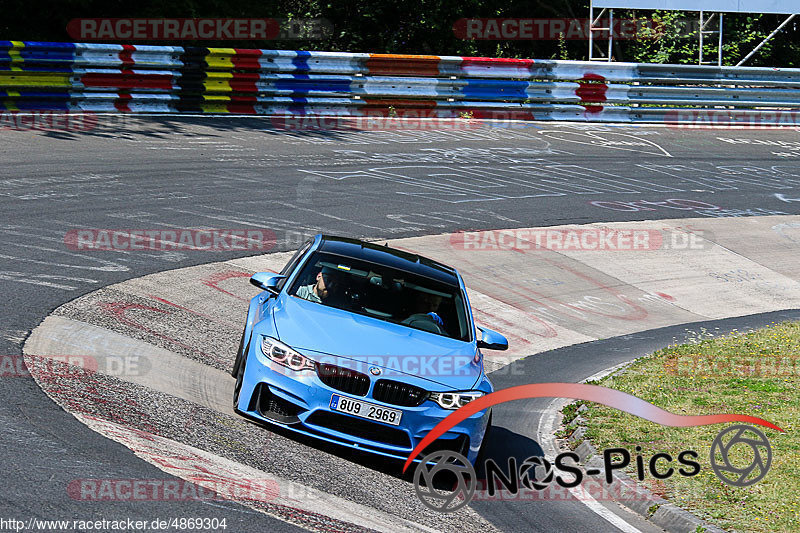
[
  {"x1": 232, "y1": 330, "x2": 250, "y2": 411},
  {"x1": 233, "y1": 354, "x2": 246, "y2": 410},
  {"x1": 476, "y1": 411, "x2": 493, "y2": 465},
  {"x1": 230, "y1": 328, "x2": 246, "y2": 378}
]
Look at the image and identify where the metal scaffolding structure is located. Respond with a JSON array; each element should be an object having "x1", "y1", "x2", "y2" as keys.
[
  {"x1": 698, "y1": 11, "x2": 723, "y2": 66},
  {"x1": 588, "y1": 5, "x2": 614, "y2": 61},
  {"x1": 588, "y1": 0, "x2": 797, "y2": 66}
]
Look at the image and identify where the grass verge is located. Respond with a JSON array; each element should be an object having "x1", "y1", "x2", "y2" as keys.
[{"x1": 575, "y1": 321, "x2": 799, "y2": 532}]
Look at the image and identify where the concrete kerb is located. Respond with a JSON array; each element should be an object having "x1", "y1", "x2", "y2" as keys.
[{"x1": 541, "y1": 362, "x2": 728, "y2": 533}]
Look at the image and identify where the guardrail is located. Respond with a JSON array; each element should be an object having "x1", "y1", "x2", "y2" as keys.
[{"x1": 3, "y1": 40, "x2": 800, "y2": 124}]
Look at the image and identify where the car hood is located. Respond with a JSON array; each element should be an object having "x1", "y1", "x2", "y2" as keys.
[{"x1": 270, "y1": 295, "x2": 481, "y2": 389}]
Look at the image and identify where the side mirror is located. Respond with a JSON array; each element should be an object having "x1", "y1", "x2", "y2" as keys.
[
  {"x1": 250, "y1": 272, "x2": 286, "y2": 295},
  {"x1": 476, "y1": 326, "x2": 509, "y2": 351}
]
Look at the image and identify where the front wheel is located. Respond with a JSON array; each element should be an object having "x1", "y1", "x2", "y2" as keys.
[
  {"x1": 230, "y1": 328, "x2": 246, "y2": 377},
  {"x1": 475, "y1": 411, "x2": 493, "y2": 465},
  {"x1": 232, "y1": 330, "x2": 250, "y2": 410},
  {"x1": 233, "y1": 355, "x2": 246, "y2": 410}
]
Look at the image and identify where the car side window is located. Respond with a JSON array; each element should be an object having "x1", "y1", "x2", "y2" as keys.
[{"x1": 276, "y1": 239, "x2": 313, "y2": 291}]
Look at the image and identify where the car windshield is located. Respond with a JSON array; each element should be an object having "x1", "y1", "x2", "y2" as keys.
[{"x1": 288, "y1": 251, "x2": 471, "y2": 341}]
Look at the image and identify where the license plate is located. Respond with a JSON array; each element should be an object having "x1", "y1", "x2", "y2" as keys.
[{"x1": 329, "y1": 394, "x2": 402, "y2": 426}]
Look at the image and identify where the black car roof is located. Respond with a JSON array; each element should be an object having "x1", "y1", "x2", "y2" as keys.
[{"x1": 317, "y1": 236, "x2": 459, "y2": 286}]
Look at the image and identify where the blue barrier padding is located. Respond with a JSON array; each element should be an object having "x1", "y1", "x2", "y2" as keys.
[
  {"x1": 0, "y1": 50, "x2": 78, "y2": 63},
  {"x1": 0, "y1": 90, "x2": 71, "y2": 99},
  {"x1": 462, "y1": 79, "x2": 531, "y2": 100},
  {"x1": 20, "y1": 50, "x2": 77, "y2": 61},
  {"x1": 0, "y1": 65, "x2": 74, "y2": 73},
  {"x1": 0, "y1": 41, "x2": 77, "y2": 50},
  {"x1": 292, "y1": 51, "x2": 311, "y2": 72},
  {"x1": 273, "y1": 76, "x2": 352, "y2": 93}
]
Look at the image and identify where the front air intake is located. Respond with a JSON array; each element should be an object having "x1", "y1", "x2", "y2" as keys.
[
  {"x1": 316, "y1": 363, "x2": 370, "y2": 396},
  {"x1": 372, "y1": 379, "x2": 428, "y2": 407}
]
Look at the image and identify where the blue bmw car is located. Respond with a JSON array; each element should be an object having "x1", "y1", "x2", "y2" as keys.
[{"x1": 232, "y1": 235, "x2": 508, "y2": 464}]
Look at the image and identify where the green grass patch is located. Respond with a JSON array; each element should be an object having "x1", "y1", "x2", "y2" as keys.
[{"x1": 579, "y1": 321, "x2": 800, "y2": 532}]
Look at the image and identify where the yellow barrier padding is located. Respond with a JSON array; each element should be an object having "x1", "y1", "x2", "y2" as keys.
[
  {"x1": 0, "y1": 72, "x2": 72, "y2": 87},
  {"x1": 202, "y1": 95, "x2": 233, "y2": 102},
  {"x1": 7, "y1": 41, "x2": 24, "y2": 63},
  {"x1": 201, "y1": 103, "x2": 231, "y2": 113},
  {"x1": 203, "y1": 82, "x2": 233, "y2": 93},
  {"x1": 202, "y1": 72, "x2": 234, "y2": 93},
  {"x1": 205, "y1": 48, "x2": 236, "y2": 69},
  {"x1": 206, "y1": 71, "x2": 234, "y2": 79}
]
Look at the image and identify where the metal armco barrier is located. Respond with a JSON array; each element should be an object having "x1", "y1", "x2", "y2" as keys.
[{"x1": 3, "y1": 40, "x2": 800, "y2": 124}]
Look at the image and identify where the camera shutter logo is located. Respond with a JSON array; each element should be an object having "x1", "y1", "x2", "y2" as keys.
[
  {"x1": 519, "y1": 456, "x2": 554, "y2": 490},
  {"x1": 710, "y1": 425, "x2": 772, "y2": 487},
  {"x1": 413, "y1": 451, "x2": 476, "y2": 512}
]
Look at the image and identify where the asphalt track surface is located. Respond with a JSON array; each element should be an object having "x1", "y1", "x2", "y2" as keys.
[{"x1": 3, "y1": 116, "x2": 800, "y2": 531}]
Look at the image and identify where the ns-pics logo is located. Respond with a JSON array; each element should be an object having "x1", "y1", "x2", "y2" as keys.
[{"x1": 405, "y1": 384, "x2": 780, "y2": 512}]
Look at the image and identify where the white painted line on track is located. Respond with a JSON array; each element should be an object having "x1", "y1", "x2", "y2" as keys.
[{"x1": 538, "y1": 398, "x2": 643, "y2": 533}]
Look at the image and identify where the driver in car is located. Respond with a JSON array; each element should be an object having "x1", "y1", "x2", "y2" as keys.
[
  {"x1": 402, "y1": 292, "x2": 445, "y2": 333},
  {"x1": 297, "y1": 267, "x2": 339, "y2": 303}
]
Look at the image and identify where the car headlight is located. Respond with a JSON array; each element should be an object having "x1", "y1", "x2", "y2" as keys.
[
  {"x1": 261, "y1": 337, "x2": 315, "y2": 371},
  {"x1": 429, "y1": 390, "x2": 484, "y2": 409}
]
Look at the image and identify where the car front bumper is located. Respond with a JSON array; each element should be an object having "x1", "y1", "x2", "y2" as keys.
[{"x1": 236, "y1": 346, "x2": 491, "y2": 464}]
